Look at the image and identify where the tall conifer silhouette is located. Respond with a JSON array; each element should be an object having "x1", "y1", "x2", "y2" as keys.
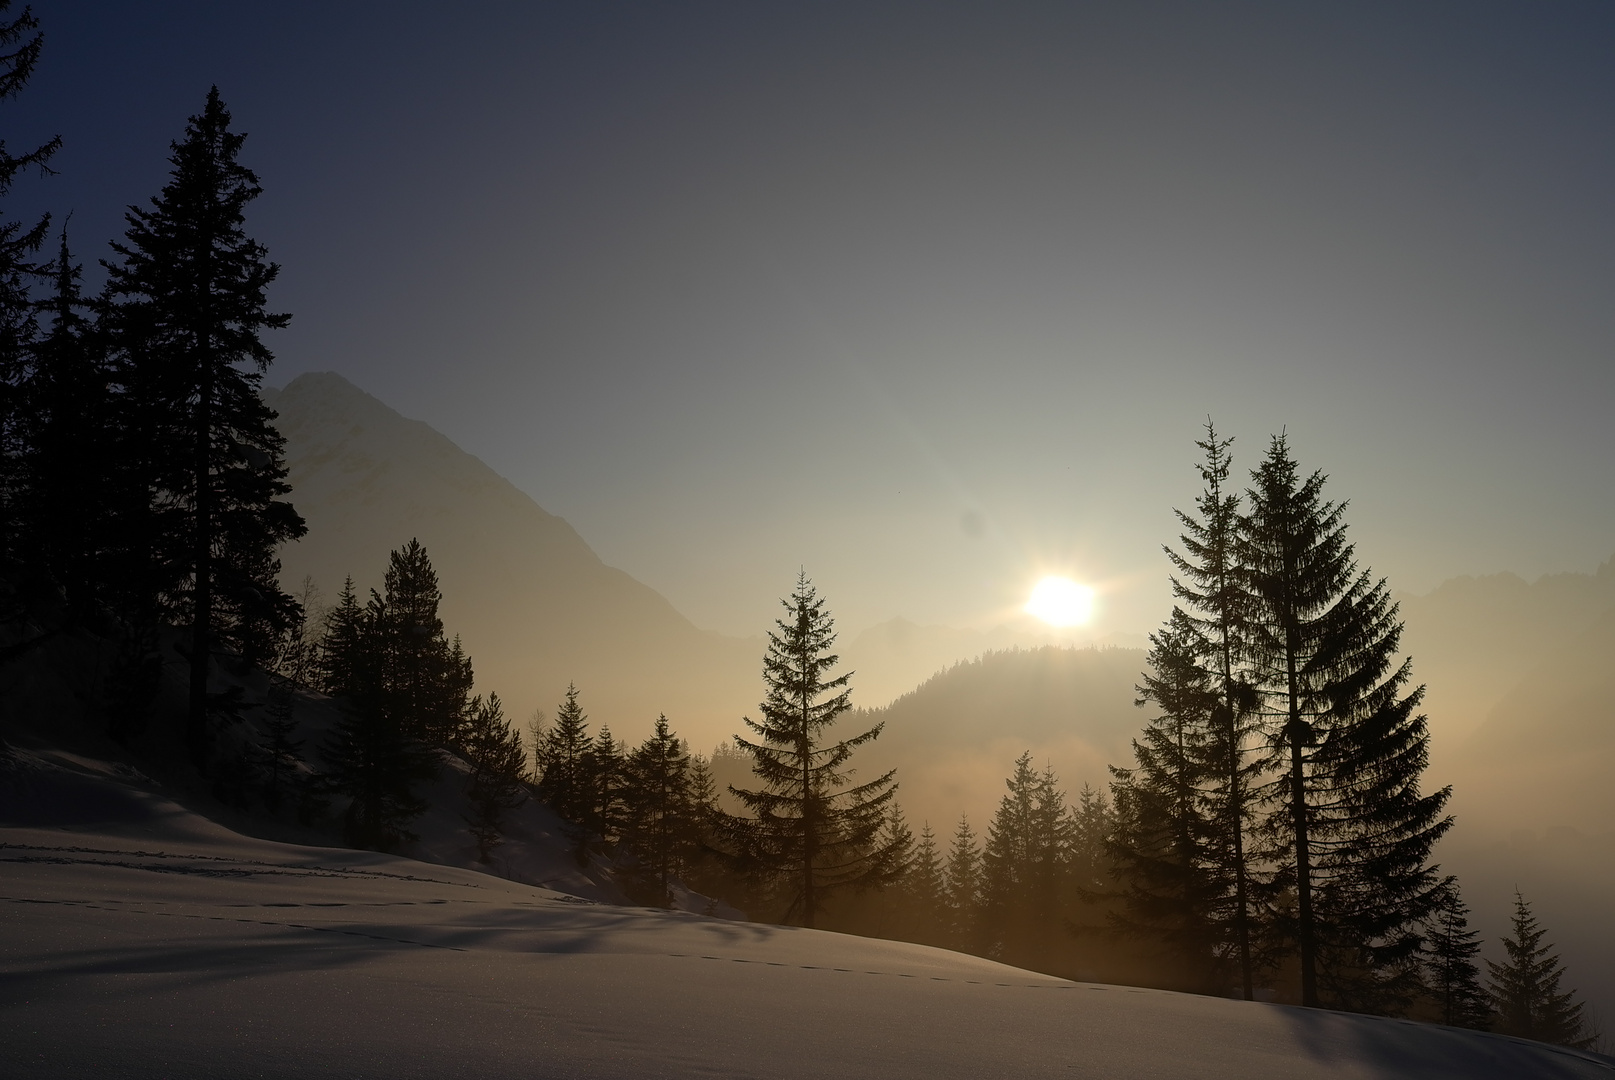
[
  {"x1": 103, "y1": 87, "x2": 303, "y2": 766},
  {"x1": 371, "y1": 539, "x2": 468, "y2": 743},
  {"x1": 319, "y1": 600, "x2": 438, "y2": 851},
  {"x1": 621, "y1": 714, "x2": 696, "y2": 906},
  {"x1": 1110, "y1": 618, "x2": 1223, "y2": 990},
  {"x1": 943, "y1": 815, "x2": 981, "y2": 950},
  {"x1": 1486, "y1": 892, "x2": 1595, "y2": 1048},
  {"x1": 1424, "y1": 880, "x2": 1489, "y2": 1030},
  {"x1": 534, "y1": 683, "x2": 595, "y2": 833},
  {"x1": 11, "y1": 227, "x2": 110, "y2": 615},
  {"x1": 1242, "y1": 434, "x2": 1450, "y2": 1011},
  {"x1": 980, "y1": 753, "x2": 1067, "y2": 967},
  {"x1": 0, "y1": 1, "x2": 59, "y2": 574},
  {"x1": 460, "y1": 692, "x2": 527, "y2": 862},
  {"x1": 731, "y1": 573, "x2": 898, "y2": 927}
]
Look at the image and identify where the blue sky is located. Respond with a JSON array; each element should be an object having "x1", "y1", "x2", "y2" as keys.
[{"x1": 15, "y1": 1, "x2": 1615, "y2": 637}]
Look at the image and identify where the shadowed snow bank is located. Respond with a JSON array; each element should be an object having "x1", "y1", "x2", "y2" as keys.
[{"x1": 3, "y1": 776, "x2": 1611, "y2": 1080}]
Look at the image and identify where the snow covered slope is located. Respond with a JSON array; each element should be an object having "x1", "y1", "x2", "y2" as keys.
[{"x1": 4, "y1": 774, "x2": 1610, "y2": 1078}]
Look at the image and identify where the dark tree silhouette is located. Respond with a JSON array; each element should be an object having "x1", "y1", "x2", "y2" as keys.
[
  {"x1": 10, "y1": 227, "x2": 112, "y2": 616},
  {"x1": 731, "y1": 573, "x2": 898, "y2": 927},
  {"x1": 1423, "y1": 880, "x2": 1489, "y2": 1030},
  {"x1": 102, "y1": 87, "x2": 303, "y2": 767},
  {"x1": 587, "y1": 723, "x2": 629, "y2": 843},
  {"x1": 317, "y1": 577, "x2": 366, "y2": 697},
  {"x1": 942, "y1": 815, "x2": 982, "y2": 951},
  {"x1": 980, "y1": 753, "x2": 1067, "y2": 967},
  {"x1": 1109, "y1": 618, "x2": 1224, "y2": 991},
  {"x1": 460, "y1": 692, "x2": 527, "y2": 863},
  {"x1": 899, "y1": 822, "x2": 946, "y2": 944},
  {"x1": 534, "y1": 683, "x2": 595, "y2": 834},
  {"x1": 319, "y1": 599, "x2": 438, "y2": 851},
  {"x1": 620, "y1": 714, "x2": 695, "y2": 906},
  {"x1": 0, "y1": 1, "x2": 60, "y2": 575},
  {"x1": 1165, "y1": 422, "x2": 1267, "y2": 997},
  {"x1": 1486, "y1": 892, "x2": 1595, "y2": 1049},
  {"x1": 1242, "y1": 435, "x2": 1451, "y2": 1011},
  {"x1": 371, "y1": 539, "x2": 470, "y2": 743}
]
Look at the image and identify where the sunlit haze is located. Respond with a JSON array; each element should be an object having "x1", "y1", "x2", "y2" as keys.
[
  {"x1": 12, "y1": 2, "x2": 1614, "y2": 644},
  {"x1": 1025, "y1": 576, "x2": 1095, "y2": 627}
]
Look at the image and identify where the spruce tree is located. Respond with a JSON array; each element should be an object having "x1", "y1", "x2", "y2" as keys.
[
  {"x1": 371, "y1": 539, "x2": 466, "y2": 743},
  {"x1": 980, "y1": 753, "x2": 1066, "y2": 967},
  {"x1": 102, "y1": 87, "x2": 304, "y2": 765},
  {"x1": 1423, "y1": 880, "x2": 1489, "y2": 1030},
  {"x1": 1066, "y1": 784, "x2": 1113, "y2": 896},
  {"x1": 460, "y1": 693, "x2": 527, "y2": 863},
  {"x1": 1165, "y1": 422, "x2": 1267, "y2": 998},
  {"x1": 621, "y1": 714, "x2": 695, "y2": 906},
  {"x1": 1242, "y1": 434, "x2": 1451, "y2": 1011},
  {"x1": 1110, "y1": 616, "x2": 1223, "y2": 991},
  {"x1": 0, "y1": 0, "x2": 59, "y2": 570},
  {"x1": 317, "y1": 576, "x2": 366, "y2": 697},
  {"x1": 319, "y1": 603, "x2": 439, "y2": 851},
  {"x1": 534, "y1": 683, "x2": 595, "y2": 828},
  {"x1": 901, "y1": 822, "x2": 947, "y2": 945},
  {"x1": 731, "y1": 573, "x2": 899, "y2": 927},
  {"x1": 943, "y1": 815, "x2": 982, "y2": 951},
  {"x1": 11, "y1": 227, "x2": 113, "y2": 617},
  {"x1": 587, "y1": 724, "x2": 628, "y2": 843},
  {"x1": 1486, "y1": 892, "x2": 1595, "y2": 1049}
]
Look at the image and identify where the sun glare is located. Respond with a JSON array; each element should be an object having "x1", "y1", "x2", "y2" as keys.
[{"x1": 1025, "y1": 576, "x2": 1094, "y2": 627}]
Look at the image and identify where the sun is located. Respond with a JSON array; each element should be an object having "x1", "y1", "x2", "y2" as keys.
[{"x1": 1025, "y1": 576, "x2": 1094, "y2": 627}]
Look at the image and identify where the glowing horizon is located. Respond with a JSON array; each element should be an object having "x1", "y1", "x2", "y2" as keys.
[{"x1": 1024, "y1": 576, "x2": 1095, "y2": 627}]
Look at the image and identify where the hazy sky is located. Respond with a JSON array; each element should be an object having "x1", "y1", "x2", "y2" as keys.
[{"x1": 16, "y1": 2, "x2": 1615, "y2": 639}]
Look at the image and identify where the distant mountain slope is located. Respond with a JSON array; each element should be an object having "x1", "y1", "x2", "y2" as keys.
[
  {"x1": 849, "y1": 645, "x2": 1148, "y2": 831},
  {"x1": 265, "y1": 372, "x2": 757, "y2": 747},
  {"x1": 843, "y1": 616, "x2": 1149, "y2": 709},
  {"x1": 1398, "y1": 556, "x2": 1615, "y2": 748}
]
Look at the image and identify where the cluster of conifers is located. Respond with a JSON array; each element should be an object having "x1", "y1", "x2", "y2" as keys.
[
  {"x1": 279, "y1": 528, "x2": 1595, "y2": 1050},
  {"x1": 0, "y1": 26, "x2": 305, "y2": 775}
]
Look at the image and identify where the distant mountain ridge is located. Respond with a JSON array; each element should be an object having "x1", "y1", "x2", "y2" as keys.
[
  {"x1": 850, "y1": 645, "x2": 1148, "y2": 831},
  {"x1": 265, "y1": 372, "x2": 758, "y2": 748}
]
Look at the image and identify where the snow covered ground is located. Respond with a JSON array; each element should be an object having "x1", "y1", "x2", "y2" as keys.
[{"x1": 4, "y1": 766, "x2": 1612, "y2": 1078}]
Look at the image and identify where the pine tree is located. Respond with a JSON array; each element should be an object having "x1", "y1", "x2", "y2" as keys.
[
  {"x1": 534, "y1": 683, "x2": 595, "y2": 828},
  {"x1": 943, "y1": 815, "x2": 982, "y2": 950},
  {"x1": 621, "y1": 714, "x2": 695, "y2": 906},
  {"x1": 1423, "y1": 880, "x2": 1489, "y2": 1030},
  {"x1": 587, "y1": 724, "x2": 628, "y2": 843},
  {"x1": 1242, "y1": 434, "x2": 1451, "y2": 1012},
  {"x1": 319, "y1": 603, "x2": 439, "y2": 851},
  {"x1": 102, "y1": 87, "x2": 304, "y2": 766},
  {"x1": 1066, "y1": 784, "x2": 1113, "y2": 896},
  {"x1": 371, "y1": 540, "x2": 465, "y2": 743},
  {"x1": 0, "y1": 1, "x2": 59, "y2": 571},
  {"x1": 900, "y1": 822, "x2": 947, "y2": 945},
  {"x1": 460, "y1": 693, "x2": 527, "y2": 863},
  {"x1": 731, "y1": 573, "x2": 899, "y2": 927},
  {"x1": 1486, "y1": 892, "x2": 1595, "y2": 1049},
  {"x1": 317, "y1": 577, "x2": 366, "y2": 697},
  {"x1": 1110, "y1": 616, "x2": 1224, "y2": 992},
  {"x1": 10, "y1": 227, "x2": 114, "y2": 617},
  {"x1": 1165, "y1": 422, "x2": 1267, "y2": 998},
  {"x1": 980, "y1": 753, "x2": 1067, "y2": 968}
]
